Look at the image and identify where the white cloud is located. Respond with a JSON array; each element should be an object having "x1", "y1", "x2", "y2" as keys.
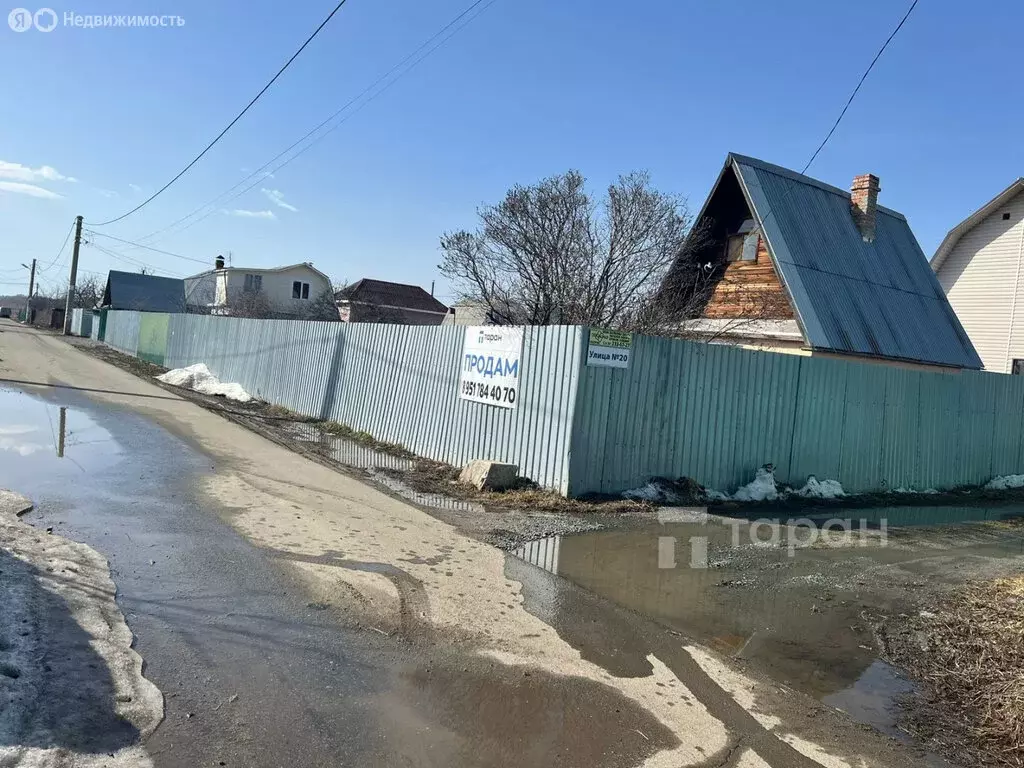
[
  {"x1": 223, "y1": 208, "x2": 276, "y2": 220},
  {"x1": 0, "y1": 161, "x2": 76, "y2": 184},
  {"x1": 261, "y1": 188, "x2": 297, "y2": 212},
  {"x1": 128, "y1": 183, "x2": 142, "y2": 193},
  {"x1": 0, "y1": 181, "x2": 63, "y2": 200},
  {"x1": 95, "y1": 188, "x2": 119, "y2": 198}
]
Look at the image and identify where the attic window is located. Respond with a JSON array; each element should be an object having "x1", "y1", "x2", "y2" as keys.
[
  {"x1": 725, "y1": 220, "x2": 759, "y2": 262},
  {"x1": 1003, "y1": 213, "x2": 1012, "y2": 221}
]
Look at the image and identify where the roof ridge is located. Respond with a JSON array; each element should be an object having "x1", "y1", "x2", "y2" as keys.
[{"x1": 728, "y1": 153, "x2": 906, "y2": 221}]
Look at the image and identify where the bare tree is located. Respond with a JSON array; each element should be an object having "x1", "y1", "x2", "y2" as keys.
[
  {"x1": 71, "y1": 275, "x2": 103, "y2": 309},
  {"x1": 439, "y1": 170, "x2": 698, "y2": 331},
  {"x1": 224, "y1": 288, "x2": 275, "y2": 319},
  {"x1": 301, "y1": 288, "x2": 341, "y2": 322}
]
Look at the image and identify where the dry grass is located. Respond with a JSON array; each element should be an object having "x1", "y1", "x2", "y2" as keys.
[
  {"x1": 890, "y1": 575, "x2": 1024, "y2": 767},
  {"x1": 391, "y1": 459, "x2": 653, "y2": 515}
]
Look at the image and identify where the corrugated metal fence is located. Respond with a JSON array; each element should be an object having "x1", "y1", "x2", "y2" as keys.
[
  {"x1": 162, "y1": 314, "x2": 583, "y2": 493},
  {"x1": 94, "y1": 311, "x2": 1024, "y2": 497},
  {"x1": 570, "y1": 333, "x2": 1024, "y2": 495}
]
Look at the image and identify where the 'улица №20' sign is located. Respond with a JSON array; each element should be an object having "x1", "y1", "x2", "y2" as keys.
[
  {"x1": 587, "y1": 328, "x2": 632, "y2": 368},
  {"x1": 459, "y1": 326, "x2": 523, "y2": 409}
]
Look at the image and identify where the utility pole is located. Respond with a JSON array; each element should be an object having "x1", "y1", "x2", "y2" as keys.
[
  {"x1": 21, "y1": 259, "x2": 35, "y2": 323},
  {"x1": 63, "y1": 215, "x2": 83, "y2": 335}
]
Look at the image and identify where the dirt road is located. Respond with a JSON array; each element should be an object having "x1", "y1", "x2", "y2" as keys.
[{"x1": 0, "y1": 322, "x2": 934, "y2": 767}]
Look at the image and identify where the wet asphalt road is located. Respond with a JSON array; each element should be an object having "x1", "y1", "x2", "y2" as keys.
[
  {"x1": 0, "y1": 379, "x2": 681, "y2": 768},
  {"x1": 0, "y1": 384, "x2": 402, "y2": 767}
]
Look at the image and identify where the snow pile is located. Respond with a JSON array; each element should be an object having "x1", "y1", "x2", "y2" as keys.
[
  {"x1": 0, "y1": 489, "x2": 162, "y2": 767},
  {"x1": 892, "y1": 487, "x2": 939, "y2": 495},
  {"x1": 792, "y1": 476, "x2": 846, "y2": 499},
  {"x1": 156, "y1": 363, "x2": 251, "y2": 402},
  {"x1": 985, "y1": 474, "x2": 1024, "y2": 491},
  {"x1": 732, "y1": 465, "x2": 778, "y2": 502},
  {"x1": 623, "y1": 467, "x2": 849, "y2": 504}
]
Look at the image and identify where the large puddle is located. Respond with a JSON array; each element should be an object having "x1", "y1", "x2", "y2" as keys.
[
  {"x1": 511, "y1": 512, "x2": 1024, "y2": 743},
  {"x1": 0, "y1": 386, "x2": 122, "y2": 481}
]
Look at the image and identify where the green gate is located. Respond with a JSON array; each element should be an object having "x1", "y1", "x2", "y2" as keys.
[{"x1": 137, "y1": 313, "x2": 170, "y2": 365}]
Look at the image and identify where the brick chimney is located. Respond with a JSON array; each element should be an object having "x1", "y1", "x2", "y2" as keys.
[
  {"x1": 850, "y1": 174, "x2": 881, "y2": 243},
  {"x1": 215, "y1": 254, "x2": 225, "y2": 269}
]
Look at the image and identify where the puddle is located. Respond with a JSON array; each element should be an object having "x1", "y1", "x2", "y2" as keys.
[
  {"x1": 284, "y1": 422, "x2": 486, "y2": 514},
  {"x1": 761, "y1": 503, "x2": 1024, "y2": 527},
  {"x1": 510, "y1": 515, "x2": 1024, "y2": 741},
  {"x1": 0, "y1": 387, "x2": 122, "y2": 480},
  {"x1": 369, "y1": 470, "x2": 486, "y2": 514},
  {"x1": 286, "y1": 423, "x2": 415, "y2": 471},
  {"x1": 824, "y1": 660, "x2": 917, "y2": 742}
]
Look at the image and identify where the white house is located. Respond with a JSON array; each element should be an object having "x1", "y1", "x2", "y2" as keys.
[
  {"x1": 185, "y1": 258, "x2": 333, "y2": 318},
  {"x1": 933, "y1": 179, "x2": 1024, "y2": 373}
]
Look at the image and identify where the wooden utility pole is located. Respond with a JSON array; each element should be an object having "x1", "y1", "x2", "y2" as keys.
[
  {"x1": 63, "y1": 215, "x2": 83, "y2": 335},
  {"x1": 21, "y1": 259, "x2": 35, "y2": 323}
]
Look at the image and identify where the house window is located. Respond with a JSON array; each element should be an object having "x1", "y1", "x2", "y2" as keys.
[
  {"x1": 243, "y1": 274, "x2": 262, "y2": 293},
  {"x1": 1013, "y1": 359, "x2": 1024, "y2": 375},
  {"x1": 1004, "y1": 213, "x2": 1012, "y2": 221},
  {"x1": 292, "y1": 281, "x2": 310, "y2": 300}
]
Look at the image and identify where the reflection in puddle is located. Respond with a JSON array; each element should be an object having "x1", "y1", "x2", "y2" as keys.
[
  {"x1": 0, "y1": 388, "x2": 121, "y2": 477},
  {"x1": 369, "y1": 471, "x2": 485, "y2": 514},
  {"x1": 511, "y1": 519, "x2": 1024, "y2": 743},
  {"x1": 824, "y1": 660, "x2": 917, "y2": 742},
  {"x1": 286, "y1": 423, "x2": 415, "y2": 471},
  {"x1": 284, "y1": 422, "x2": 485, "y2": 514}
]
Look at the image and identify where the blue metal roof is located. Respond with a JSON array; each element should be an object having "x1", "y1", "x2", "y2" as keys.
[
  {"x1": 103, "y1": 270, "x2": 185, "y2": 313},
  {"x1": 729, "y1": 154, "x2": 982, "y2": 369}
]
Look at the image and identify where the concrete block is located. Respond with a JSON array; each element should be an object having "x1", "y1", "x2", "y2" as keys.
[{"x1": 459, "y1": 460, "x2": 519, "y2": 491}]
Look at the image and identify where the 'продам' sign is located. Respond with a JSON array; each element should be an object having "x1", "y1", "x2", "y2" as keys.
[{"x1": 459, "y1": 326, "x2": 523, "y2": 409}]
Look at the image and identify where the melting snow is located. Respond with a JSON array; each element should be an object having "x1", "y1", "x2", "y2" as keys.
[
  {"x1": 985, "y1": 474, "x2": 1024, "y2": 491},
  {"x1": 732, "y1": 466, "x2": 778, "y2": 502},
  {"x1": 156, "y1": 363, "x2": 252, "y2": 402},
  {"x1": 792, "y1": 476, "x2": 846, "y2": 499}
]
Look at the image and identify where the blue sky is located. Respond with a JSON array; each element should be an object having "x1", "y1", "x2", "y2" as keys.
[{"x1": 0, "y1": 0, "x2": 1019, "y2": 303}]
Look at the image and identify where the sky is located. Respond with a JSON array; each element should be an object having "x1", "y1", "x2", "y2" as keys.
[{"x1": 0, "y1": 0, "x2": 1020, "y2": 304}]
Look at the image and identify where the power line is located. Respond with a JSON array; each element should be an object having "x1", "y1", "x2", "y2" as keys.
[
  {"x1": 745, "y1": 0, "x2": 920, "y2": 241},
  {"x1": 36, "y1": 221, "x2": 77, "y2": 273},
  {"x1": 801, "y1": 0, "x2": 919, "y2": 174},
  {"x1": 132, "y1": 0, "x2": 499, "y2": 245},
  {"x1": 84, "y1": 230, "x2": 209, "y2": 265},
  {"x1": 89, "y1": 0, "x2": 353, "y2": 227},
  {"x1": 86, "y1": 242, "x2": 186, "y2": 278}
]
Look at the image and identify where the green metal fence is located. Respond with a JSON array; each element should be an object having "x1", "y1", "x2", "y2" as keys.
[{"x1": 569, "y1": 333, "x2": 1024, "y2": 496}]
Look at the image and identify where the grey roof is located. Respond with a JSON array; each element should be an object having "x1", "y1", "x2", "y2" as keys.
[
  {"x1": 336, "y1": 279, "x2": 448, "y2": 314},
  {"x1": 102, "y1": 270, "x2": 185, "y2": 312},
  {"x1": 724, "y1": 153, "x2": 982, "y2": 369}
]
